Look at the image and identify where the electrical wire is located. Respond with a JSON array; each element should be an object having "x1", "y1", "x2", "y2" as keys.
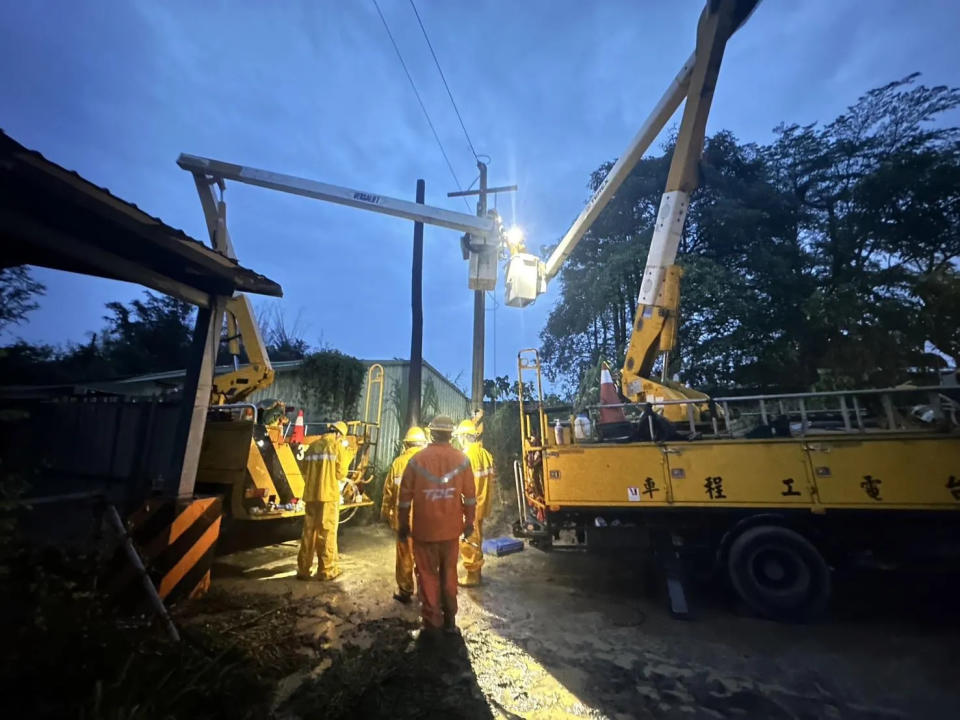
[
  {"x1": 408, "y1": 0, "x2": 479, "y2": 163},
  {"x1": 371, "y1": 0, "x2": 471, "y2": 209}
]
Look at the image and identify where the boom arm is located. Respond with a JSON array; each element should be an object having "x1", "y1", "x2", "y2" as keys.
[
  {"x1": 542, "y1": 53, "x2": 695, "y2": 283},
  {"x1": 622, "y1": 0, "x2": 758, "y2": 405},
  {"x1": 187, "y1": 171, "x2": 275, "y2": 404},
  {"x1": 180, "y1": 154, "x2": 509, "y2": 404},
  {"x1": 506, "y1": 0, "x2": 759, "y2": 311},
  {"x1": 177, "y1": 155, "x2": 500, "y2": 239},
  {"x1": 213, "y1": 294, "x2": 275, "y2": 404},
  {"x1": 506, "y1": 0, "x2": 758, "y2": 418},
  {"x1": 179, "y1": 154, "x2": 505, "y2": 293}
]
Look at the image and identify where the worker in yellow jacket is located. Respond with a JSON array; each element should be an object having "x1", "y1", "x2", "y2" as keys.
[
  {"x1": 381, "y1": 426, "x2": 428, "y2": 603},
  {"x1": 453, "y1": 419, "x2": 495, "y2": 586},
  {"x1": 297, "y1": 421, "x2": 348, "y2": 580}
]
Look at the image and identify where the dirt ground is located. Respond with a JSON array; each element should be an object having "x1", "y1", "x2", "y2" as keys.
[{"x1": 178, "y1": 522, "x2": 960, "y2": 719}]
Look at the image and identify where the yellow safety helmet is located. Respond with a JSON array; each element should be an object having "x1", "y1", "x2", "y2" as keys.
[
  {"x1": 331, "y1": 421, "x2": 348, "y2": 436},
  {"x1": 404, "y1": 426, "x2": 427, "y2": 445},
  {"x1": 427, "y1": 415, "x2": 456, "y2": 433},
  {"x1": 453, "y1": 419, "x2": 477, "y2": 437}
]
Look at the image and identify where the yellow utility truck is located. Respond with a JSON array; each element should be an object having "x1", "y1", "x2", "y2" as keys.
[
  {"x1": 175, "y1": 170, "x2": 382, "y2": 526},
  {"x1": 505, "y1": 0, "x2": 960, "y2": 619}
]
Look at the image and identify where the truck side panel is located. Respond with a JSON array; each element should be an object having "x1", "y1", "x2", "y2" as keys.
[
  {"x1": 544, "y1": 444, "x2": 666, "y2": 506},
  {"x1": 541, "y1": 435, "x2": 960, "y2": 512},
  {"x1": 666, "y1": 441, "x2": 814, "y2": 506},
  {"x1": 806, "y1": 437, "x2": 960, "y2": 508}
]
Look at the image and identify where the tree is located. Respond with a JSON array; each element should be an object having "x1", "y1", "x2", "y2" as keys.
[
  {"x1": 256, "y1": 304, "x2": 310, "y2": 361},
  {"x1": 483, "y1": 375, "x2": 536, "y2": 403},
  {"x1": 483, "y1": 376, "x2": 512, "y2": 402},
  {"x1": 101, "y1": 292, "x2": 196, "y2": 378},
  {"x1": 0, "y1": 266, "x2": 44, "y2": 334},
  {"x1": 297, "y1": 350, "x2": 366, "y2": 419},
  {"x1": 2, "y1": 291, "x2": 319, "y2": 385},
  {"x1": 539, "y1": 74, "x2": 960, "y2": 396}
]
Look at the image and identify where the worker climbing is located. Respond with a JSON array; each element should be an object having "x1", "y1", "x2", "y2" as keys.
[
  {"x1": 398, "y1": 415, "x2": 476, "y2": 638},
  {"x1": 381, "y1": 425, "x2": 428, "y2": 603},
  {"x1": 297, "y1": 420, "x2": 349, "y2": 581},
  {"x1": 453, "y1": 418, "x2": 495, "y2": 587}
]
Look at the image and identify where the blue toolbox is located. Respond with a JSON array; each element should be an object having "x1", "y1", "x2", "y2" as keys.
[{"x1": 481, "y1": 537, "x2": 524, "y2": 556}]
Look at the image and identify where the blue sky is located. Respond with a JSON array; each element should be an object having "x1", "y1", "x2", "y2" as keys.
[{"x1": 2, "y1": 0, "x2": 959, "y2": 391}]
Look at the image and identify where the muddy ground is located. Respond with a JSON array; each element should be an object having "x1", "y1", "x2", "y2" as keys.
[{"x1": 177, "y1": 522, "x2": 960, "y2": 719}]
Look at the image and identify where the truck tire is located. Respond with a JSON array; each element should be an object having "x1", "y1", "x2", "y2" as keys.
[{"x1": 727, "y1": 524, "x2": 830, "y2": 621}]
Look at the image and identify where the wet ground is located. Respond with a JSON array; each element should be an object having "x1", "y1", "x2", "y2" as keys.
[{"x1": 179, "y1": 523, "x2": 960, "y2": 719}]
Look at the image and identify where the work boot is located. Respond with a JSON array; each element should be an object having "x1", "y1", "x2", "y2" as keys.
[
  {"x1": 319, "y1": 567, "x2": 343, "y2": 581},
  {"x1": 393, "y1": 591, "x2": 413, "y2": 604},
  {"x1": 295, "y1": 573, "x2": 311, "y2": 581},
  {"x1": 458, "y1": 569, "x2": 482, "y2": 587},
  {"x1": 415, "y1": 626, "x2": 442, "y2": 648},
  {"x1": 442, "y1": 620, "x2": 461, "y2": 636}
]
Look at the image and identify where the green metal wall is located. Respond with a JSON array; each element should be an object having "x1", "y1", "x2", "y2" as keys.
[{"x1": 247, "y1": 359, "x2": 469, "y2": 468}]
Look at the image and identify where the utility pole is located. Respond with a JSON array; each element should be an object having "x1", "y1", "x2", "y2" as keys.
[
  {"x1": 471, "y1": 162, "x2": 487, "y2": 413},
  {"x1": 449, "y1": 161, "x2": 517, "y2": 413},
  {"x1": 406, "y1": 179, "x2": 425, "y2": 430}
]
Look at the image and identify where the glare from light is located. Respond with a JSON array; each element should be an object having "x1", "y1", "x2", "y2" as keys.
[{"x1": 505, "y1": 226, "x2": 525, "y2": 246}]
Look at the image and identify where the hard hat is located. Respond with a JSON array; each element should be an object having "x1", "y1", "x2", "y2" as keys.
[
  {"x1": 404, "y1": 426, "x2": 427, "y2": 444},
  {"x1": 427, "y1": 415, "x2": 456, "y2": 433},
  {"x1": 453, "y1": 419, "x2": 477, "y2": 437},
  {"x1": 331, "y1": 420, "x2": 348, "y2": 435}
]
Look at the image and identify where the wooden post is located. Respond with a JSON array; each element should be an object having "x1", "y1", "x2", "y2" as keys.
[
  {"x1": 406, "y1": 180, "x2": 425, "y2": 429},
  {"x1": 170, "y1": 294, "x2": 226, "y2": 498}
]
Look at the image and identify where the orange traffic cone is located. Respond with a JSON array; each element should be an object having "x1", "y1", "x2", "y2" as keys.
[
  {"x1": 598, "y1": 363, "x2": 627, "y2": 425},
  {"x1": 290, "y1": 410, "x2": 305, "y2": 444}
]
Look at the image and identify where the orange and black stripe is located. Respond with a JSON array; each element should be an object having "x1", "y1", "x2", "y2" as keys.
[
  {"x1": 252, "y1": 425, "x2": 296, "y2": 499},
  {"x1": 111, "y1": 495, "x2": 222, "y2": 604}
]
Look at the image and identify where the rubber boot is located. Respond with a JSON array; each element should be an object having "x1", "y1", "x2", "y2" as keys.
[{"x1": 458, "y1": 569, "x2": 482, "y2": 587}]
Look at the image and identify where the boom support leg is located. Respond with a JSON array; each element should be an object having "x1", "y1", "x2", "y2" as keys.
[{"x1": 651, "y1": 528, "x2": 691, "y2": 619}]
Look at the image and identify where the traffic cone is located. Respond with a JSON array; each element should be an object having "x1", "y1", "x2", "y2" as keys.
[
  {"x1": 598, "y1": 363, "x2": 627, "y2": 425},
  {"x1": 290, "y1": 410, "x2": 305, "y2": 444}
]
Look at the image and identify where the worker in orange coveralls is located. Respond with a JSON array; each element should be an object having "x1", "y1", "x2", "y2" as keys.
[
  {"x1": 381, "y1": 425, "x2": 428, "y2": 603},
  {"x1": 397, "y1": 415, "x2": 476, "y2": 637}
]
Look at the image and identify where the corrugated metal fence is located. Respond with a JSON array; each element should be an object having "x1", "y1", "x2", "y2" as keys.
[
  {"x1": 0, "y1": 359, "x2": 469, "y2": 491},
  {"x1": 1, "y1": 398, "x2": 181, "y2": 502},
  {"x1": 248, "y1": 360, "x2": 469, "y2": 469}
]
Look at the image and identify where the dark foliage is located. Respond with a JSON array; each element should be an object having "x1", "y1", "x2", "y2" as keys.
[{"x1": 540, "y1": 75, "x2": 960, "y2": 395}]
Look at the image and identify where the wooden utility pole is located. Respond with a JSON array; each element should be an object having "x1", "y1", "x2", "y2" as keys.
[{"x1": 406, "y1": 179, "x2": 425, "y2": 430}]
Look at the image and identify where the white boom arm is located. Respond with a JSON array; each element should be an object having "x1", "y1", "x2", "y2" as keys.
[
  {"x1": 504, "y1": 55, "x2": 694, "y2": 308},
  {"x1": 543, "y1": 53, "x2": 695, "y2": 281},
  {"x1": 177, "y1": 154, "x2": 500, "y2": 239},
  {"x1": 505, "y1": 0, "x2": 759, "y2": 308}
]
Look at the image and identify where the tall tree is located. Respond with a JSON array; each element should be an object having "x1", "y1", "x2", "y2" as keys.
[
  {"x1": 0, "y1": 266, "x2": 44, "y2": 334},
  {"x1": 100, "y1": 292, "x2": 196, "y2": 377},
  {"x1": 540, "y1": 75, "x2": 960, "y2": 397},
  {"x1": 256, "y1": 305, "x2": 310, "y2": 361}
]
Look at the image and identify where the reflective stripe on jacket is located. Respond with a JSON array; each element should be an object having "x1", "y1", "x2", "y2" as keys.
[
  {"x1": 302, "y1": 433, "x2": 346, "y2": 502},
  {"x1": 398, "y1": 443, "x2": 476, "y2": 542}
]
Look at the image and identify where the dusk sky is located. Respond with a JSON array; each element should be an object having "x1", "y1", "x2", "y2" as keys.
[{"x1": 2, "y1": 1, "x2": 959, "y2": 391}]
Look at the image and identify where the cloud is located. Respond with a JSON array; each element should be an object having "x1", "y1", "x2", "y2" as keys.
[{"x1": 3, "y1": 0, "x2": 959, "y2": 387}]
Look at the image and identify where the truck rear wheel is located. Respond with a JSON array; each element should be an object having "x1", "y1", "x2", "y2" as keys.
[{"x1": 727, "y1": 524, "x2": 830, "y2": 621}]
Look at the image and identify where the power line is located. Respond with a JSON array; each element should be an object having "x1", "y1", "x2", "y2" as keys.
[
  {"x1": 408, "y1": 0, "x2": 479, "y2": 163},
  {"x1": 370, "y1": 0, "x2": 471, "y2": 210}
]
